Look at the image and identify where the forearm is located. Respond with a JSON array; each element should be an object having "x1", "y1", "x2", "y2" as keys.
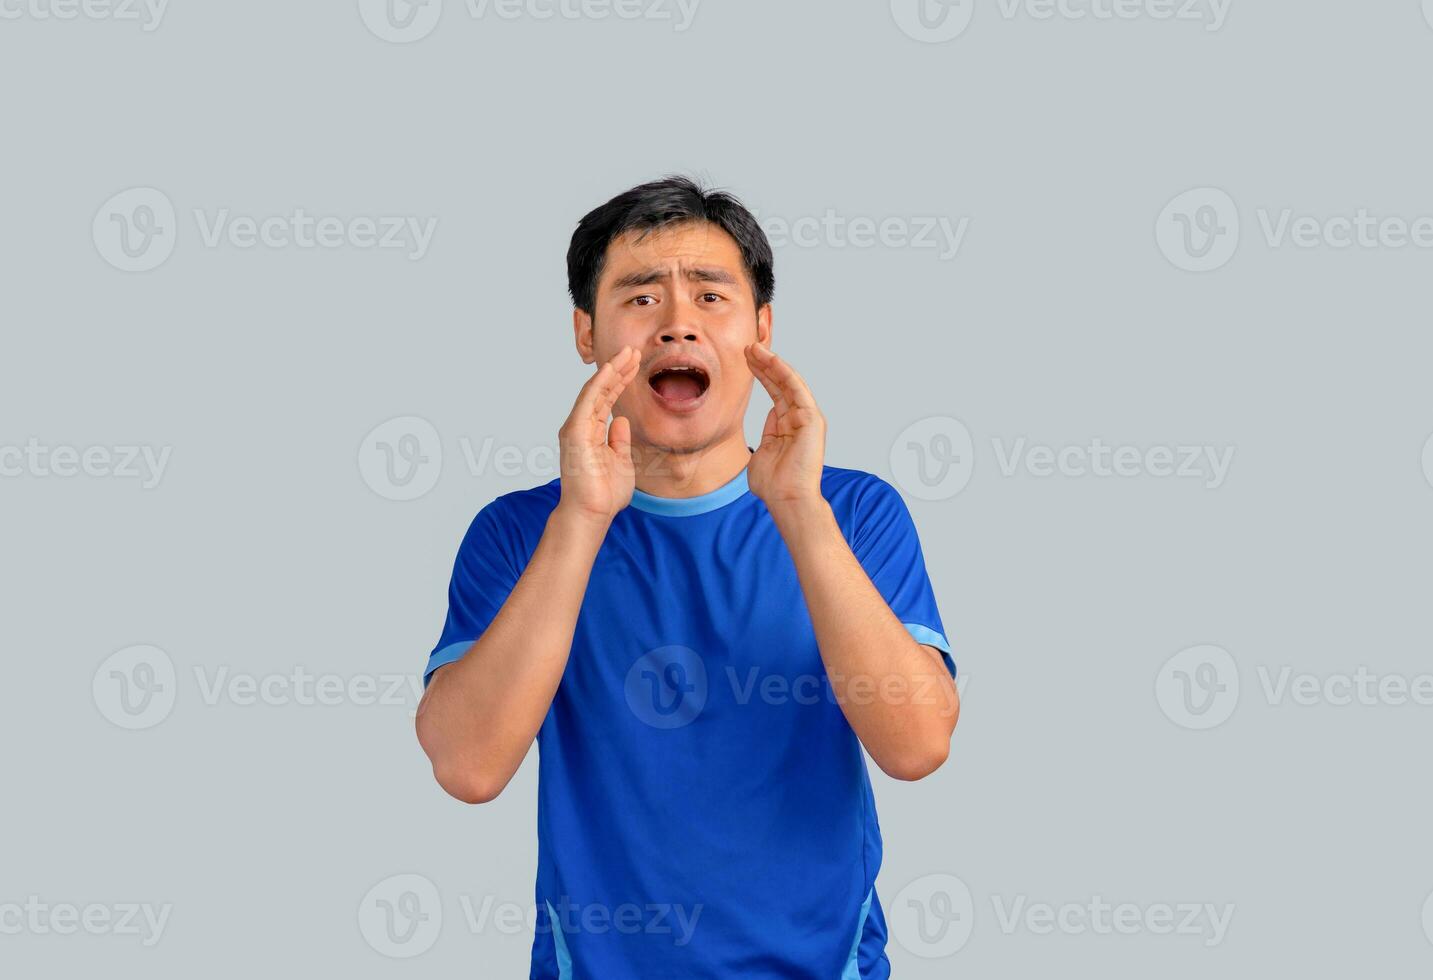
[
  {"x1": 416, "y1": 505, "x2": 610, "y2": 802},
  {"x1": 770, "y1": 499, "x2": 959, "y2": 780}
]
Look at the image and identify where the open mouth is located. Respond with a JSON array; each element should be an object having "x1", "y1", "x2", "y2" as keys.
[{"x1": 647, "y1": 364, "x2": 711, "y2": 411}]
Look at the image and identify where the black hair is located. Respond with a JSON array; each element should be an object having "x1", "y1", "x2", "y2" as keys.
[{"x1": 566, "y1": 174, "x2": 774, "y2": 315}]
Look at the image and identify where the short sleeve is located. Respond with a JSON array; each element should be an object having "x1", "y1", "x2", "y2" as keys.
[
  {"x1": 424, "y1": 499, "x2": 523, "y2": 687},
  {"x1": 850, "y1": 476, "x2": 956, "y2": 679}
]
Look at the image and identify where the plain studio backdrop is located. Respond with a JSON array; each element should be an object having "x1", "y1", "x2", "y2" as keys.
[{"x1": 3, "y1": 1, "x2": 1432, "y2": 976}]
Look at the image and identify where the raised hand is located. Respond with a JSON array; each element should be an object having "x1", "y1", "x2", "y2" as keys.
[
  {"x1": 556, "y1": 345, "x2": 641, "y2": 524},
  {"x1": 743, "y1": 343, "x2": 827, "y2": 512}
]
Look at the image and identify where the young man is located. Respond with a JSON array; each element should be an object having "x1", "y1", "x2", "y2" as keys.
[{"x1": 416, "y1": 176, "x2": 959, "y2": 978}]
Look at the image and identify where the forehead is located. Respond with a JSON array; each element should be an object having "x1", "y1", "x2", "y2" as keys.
[{"x1": 598, "y1": 220, "x2": 744, "y2": 283}]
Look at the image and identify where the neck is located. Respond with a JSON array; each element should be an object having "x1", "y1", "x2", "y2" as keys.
[{"x1": 630, "y1": 434, "x2": 752, "y2": 499}]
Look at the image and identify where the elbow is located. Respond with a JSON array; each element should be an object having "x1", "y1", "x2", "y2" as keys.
[
  {"x1": 416, "y1": 712, "x2": 506, "y2": 804},
  {"x1": 432, "y1": 764, "x2": 506, "y2": 805},
  {"x1": 881, "y1": 738, "x2": 950, "y2": 782}
]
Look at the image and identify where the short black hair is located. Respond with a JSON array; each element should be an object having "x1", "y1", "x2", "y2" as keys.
[{"x1": 566, "y1": 174, "x2": 774, "y2": 315}]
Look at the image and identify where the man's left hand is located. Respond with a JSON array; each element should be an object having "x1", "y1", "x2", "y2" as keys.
[{"x1": 744, "y1": 343, "x2": 827, "y2": 514}]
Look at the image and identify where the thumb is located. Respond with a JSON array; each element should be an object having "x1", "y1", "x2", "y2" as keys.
[
  {"x1": 607, "y1": 413, "x2": 632, "y2": 460},
  {"x1": 758, "y1": 406, "x2": 779, "y2": 450}
]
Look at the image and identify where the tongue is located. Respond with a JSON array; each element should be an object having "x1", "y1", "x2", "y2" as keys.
[{"x1": 653, "y1": 373, "x2": 703, "y2": 401}]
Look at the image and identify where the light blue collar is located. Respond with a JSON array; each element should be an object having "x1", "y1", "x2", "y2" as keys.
[{"x1": 629, "y1": 456, "x2": 752, "y2": 517}]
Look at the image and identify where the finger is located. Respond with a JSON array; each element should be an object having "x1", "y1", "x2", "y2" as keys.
[
  {"x1": 744, "y1": 344, "x2": 789, "y2": 417},
  {"x1": 570, "y1": 346, "x2": 639, "y2": 433},
  {"x1": 589, "y1": 346, "x2": 641, "y2": 424},
  {"x1": 747, "y1": 344, "x2": 816, "y2": 413}
]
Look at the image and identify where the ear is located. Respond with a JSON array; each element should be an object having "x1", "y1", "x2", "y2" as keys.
[
  {"x1": 756, "y1": 303, "x2": 773, "y2": 348},
  {"x1": 573, "y1": 308, "x2": 596, "y2": 364}
]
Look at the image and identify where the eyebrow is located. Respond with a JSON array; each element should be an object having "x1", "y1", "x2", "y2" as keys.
[{"x1": 608, "y1": 266, "x2": 740, "y2": 292}]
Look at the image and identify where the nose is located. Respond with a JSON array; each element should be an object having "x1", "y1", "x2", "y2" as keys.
[{"x1": 654, "y1": 292, "x2": 701, "y2": 345}]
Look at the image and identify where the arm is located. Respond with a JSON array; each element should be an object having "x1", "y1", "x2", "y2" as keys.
[
  {"x1": 769, "y1": 498, "x2": 959, "y2": 781},
  {"x1": 744, "y1": 342, "x2": 959, "y2": 782},
  {"x1": 415, "y1": 345, "x2": 641, "y2": 804},
  {"x1": 416, "y1": 507, "x2": 610, "y2": 803}
]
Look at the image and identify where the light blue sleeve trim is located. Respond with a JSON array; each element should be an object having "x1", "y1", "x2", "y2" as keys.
[
  {"x1": 423, "y1": 640, "x2": 476, "y2": 688},
  {"x1": 841, "y1": 887, "x2": 874, "y2": 980},
  {"x1": 545, "y1": 900, "x2": 574, "y2": 979},
  {"x1": 904, "y1": 622, "x2": 956, "y2": 679}
]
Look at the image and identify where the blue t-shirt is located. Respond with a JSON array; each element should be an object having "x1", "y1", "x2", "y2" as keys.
[{"x1": 425, "y1": 458, "x2": 955, "y2": 979}]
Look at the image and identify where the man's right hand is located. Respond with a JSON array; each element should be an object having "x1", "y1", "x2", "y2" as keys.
[{"x1": 556, "y1": 345, "x2": 640, "y2": 525}]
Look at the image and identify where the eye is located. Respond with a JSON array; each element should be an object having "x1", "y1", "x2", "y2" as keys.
[
  {"x1": 699, "y1": 292, "x2": 722, "y2": 303},
  {"x1": 631, "y1": 295, "x2": 657, "y2": 307}
]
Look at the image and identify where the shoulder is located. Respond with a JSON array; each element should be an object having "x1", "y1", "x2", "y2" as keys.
[
  {"x1": 820, "y1": 463, "x2": 904, "y2": 512},
  {"x1": 457, "y1": 478, "x2": 561, "y2": 551},
  {"x1": 479, "y1": 478, "x2": 562, "y2": 525},
  {"x1": 819, "y1": 464, "x2": 911, "y2": 536}
]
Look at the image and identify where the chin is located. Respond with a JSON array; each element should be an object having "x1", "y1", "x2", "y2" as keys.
[{"x1": 628, "y1": 406, "x2": 727, "y2": 456}]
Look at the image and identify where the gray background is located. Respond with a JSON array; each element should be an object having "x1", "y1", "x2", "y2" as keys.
[{"x1": 4, "y1": 0, "x2": 1432, "y2": 975}]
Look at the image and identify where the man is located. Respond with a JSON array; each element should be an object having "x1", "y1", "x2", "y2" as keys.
[{"x1": 416, "y1": 175, "x2": 959, "y2": 978}]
